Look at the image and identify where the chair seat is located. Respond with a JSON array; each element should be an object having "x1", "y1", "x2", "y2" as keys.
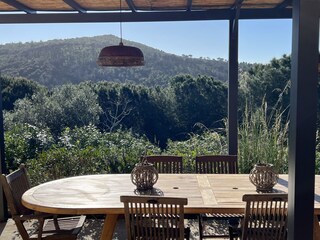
[{"x1": 29, "y1": 216, "x2": 86, "y2": 240}]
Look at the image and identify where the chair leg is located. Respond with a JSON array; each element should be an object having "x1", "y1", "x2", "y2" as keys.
[
  {"x1": 198, "y1": 214, "x2": 204, "y2": 240},
  {"x1": 184, "y1": 226, "x2": 191, "y2": 240},
  {"x1": 228, "y1": 218, "x2": 241, "y2": 240},
  {"x1": 13, "y1": 219, "x2": 30, "y2": 240}
]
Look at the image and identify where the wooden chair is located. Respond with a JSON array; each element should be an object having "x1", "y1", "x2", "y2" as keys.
[
  {"x1": 120, "y1": 195, "x2": 190, "y2": 240},
  {"x1": 195, "y1": 155, "x2": 238, "y2": 174},
  {"x1": 142, "y1": 155, "x2": 183, "y2": 173},
  {"x1": 229, "y1": 193, "x2": 288, "y2": 240},
  {"x1": 196, "y1": 155, "x2": 242, "y2": 239},
  {"x1": 0, "y1": 165, "x2": 86, "y2": 240}
]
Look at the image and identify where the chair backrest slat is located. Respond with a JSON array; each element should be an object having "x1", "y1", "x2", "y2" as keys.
[
  {"x1": 0, "y1": 165, "x2": 33, "y2": 216},
  {"x1": 142, "y1": 156, "x2": 183, "y2": 174},
  {"x1": 195, "y1": 155, "x2": 238, "y2": 174},
  {"x1": 242, "y1": 193, "x2": 288, "y2": 240},
  {"x1": 121, "y1": 195, "x2": 187, "y2": 240}
]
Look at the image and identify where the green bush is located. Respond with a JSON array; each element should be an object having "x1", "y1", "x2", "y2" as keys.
[
  {"x1": 164, "y1": 130, "x2": 227, "y2": 172},
  {"x1": 5, "y1": 123, "x2": 54, "y2": 171},
  {"x1": 26, "y1": 126, "x2": 160, "y2": 185}
]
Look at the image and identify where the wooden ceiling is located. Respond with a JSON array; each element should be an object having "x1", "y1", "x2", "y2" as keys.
[
  {"x1": 0, "y1": 0, "x2": 293, "y2": 23},
  {"x1": 0, "y1": 0, "x2": 291, "y2": 12}
]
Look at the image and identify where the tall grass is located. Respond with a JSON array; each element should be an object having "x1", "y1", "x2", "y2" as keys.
[
  {"x1": 238, "y1": 99, "x2": 289, "y2": 174},
  {"x1": 165, "y1": 130, "x2": 227, "y2": 172}
]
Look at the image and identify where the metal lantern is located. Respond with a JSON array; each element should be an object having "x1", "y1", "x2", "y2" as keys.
[
  {"x1": 249, "y1": 163, "x2": 279, "y2": 192},
  {"x1": 131, "y1": 157, "x2": 158, "y2": 190}
]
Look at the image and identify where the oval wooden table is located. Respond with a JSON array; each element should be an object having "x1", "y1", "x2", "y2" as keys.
[{"x1": 22, "y1": 174, "x2": 320, "y2": 240}]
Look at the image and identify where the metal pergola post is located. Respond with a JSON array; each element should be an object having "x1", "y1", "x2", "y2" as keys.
[
  {"x1": 288, "y1": 0, "x2": 320, "y2": 238},
  {"x1": 228, "y1": 16, "x2": 239, "y2": 156}
]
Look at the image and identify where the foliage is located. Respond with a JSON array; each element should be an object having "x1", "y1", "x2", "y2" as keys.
[
  {"x1": 238, "y1": 55, "x2": 292, "y2": 174},
  {"x1": 93, "y1": 77, "x2": 228, "y2": 148},
  {"x1": 169, "y1": 75, "x2": 228, "y2": 139},
  {"x1": 3, "y1": 55, "x2": 319, "y2": 183},
  {"x1": 3, "y1": 76, "x2": 228, "y2": 149},
  {"x1": 164, "y1": 130, "x2": 227, "y2": 172},
  {"x1": 0, "y1": 75, "x2": 43, "y2": 111},
  {"x1": 0, "y1": 35, "x2": 252, "y2": 88},
  {"x1": 25, "y1": 126, "x2": 160, "y2": 185},
  {"x1": 238, "y1": 99, "x2": 289, "y2": 174},
  {"x1": 5, "y1": 83, "x2": 101, "y2": 135},
  {"x1": 95, "y1": 82, "x2": 173, "y2": 148},
  {"x1": 315, "y1": 131, "x2": 320, "y2": 175},
  {"x1": 5, "y1": 123, "x2": 54, "y2": 171},
  {"x1": 239, "y1": 55, "x2": 291, "y2": 115}
]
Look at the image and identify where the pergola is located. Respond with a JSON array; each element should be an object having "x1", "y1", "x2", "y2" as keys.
[{"x1": 0, "y1": 0, "x2": 318, "y2": 239}]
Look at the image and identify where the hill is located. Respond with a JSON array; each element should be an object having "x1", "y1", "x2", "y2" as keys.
[{"x1": 0, "y1": 35, "x2": 251, "y2": 88}]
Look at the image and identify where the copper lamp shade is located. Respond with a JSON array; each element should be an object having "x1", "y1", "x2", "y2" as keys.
[{"x1": 97, "y1": 42, "x2": 144, "y2": 67}]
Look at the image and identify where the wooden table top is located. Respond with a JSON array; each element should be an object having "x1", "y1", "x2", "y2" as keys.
[{"x1": 22, "y1": 174, "x2": 320, "y2": 215}]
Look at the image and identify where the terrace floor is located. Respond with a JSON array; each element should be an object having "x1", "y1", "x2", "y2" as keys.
[{"x1": 0, "y1": 218, "x2": 229, "y2": 239}]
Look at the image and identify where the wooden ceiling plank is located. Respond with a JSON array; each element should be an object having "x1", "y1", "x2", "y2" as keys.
[
  {"x1": 187, "y1": 0, "x2": 193, "y2": 11},
  {"x1": 63, "y1": 0, "x2": 87, "y2": 13},
  {"x1": 125, "y1": 0, "x2": 136, "y2": 12},
  {"x1": 275, "y1": 0, "x2": 292, "y2": 9},
  {"x1": 1, "y1": 0, "x2": 36, "y2": 14}
]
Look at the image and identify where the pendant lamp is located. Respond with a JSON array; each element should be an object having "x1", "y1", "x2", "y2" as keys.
[{"x1": 97, "y1": 0, "x2": 144, "y2": 67}]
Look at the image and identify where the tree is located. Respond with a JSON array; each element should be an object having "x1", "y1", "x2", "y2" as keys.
[
  {"x1": 96, "y1": 82, "x2": 175, "y2": 148},
  {"x1": 102, "y1": 96, "x2": 133, "y2": 132},
  {"x1": 169, "y1": 75, "x2": 228, "y2": 139},
  {"x1": 239, "y1": 55, "x2": 291, "y2": 113},
  {"x1": 5, "y1": 83, "x2": 101, "y2": 136},
  {"x1": 1, "y1": 76, "x2": 43, "y2": 111}
]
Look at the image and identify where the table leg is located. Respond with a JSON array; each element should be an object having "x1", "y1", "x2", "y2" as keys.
[
  {"x1": 314, "y1": 215, "x2": 320, "y2": 240},
  {"x1": 100, "y1": 214, "x2": 119, "y2": 240}
]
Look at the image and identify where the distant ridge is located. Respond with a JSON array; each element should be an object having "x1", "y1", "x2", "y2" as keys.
[{"x1": 0, "y1": 35, "x2": 251, "y2": 88}]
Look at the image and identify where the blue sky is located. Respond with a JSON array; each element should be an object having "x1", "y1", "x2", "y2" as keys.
[{"x1": 0, "y1": 19, "x2": 293, "y2": 63}]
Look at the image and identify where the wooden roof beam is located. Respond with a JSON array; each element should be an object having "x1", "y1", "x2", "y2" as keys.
[
  {"x1": 0, "y1": 9, "x2": 292, "y2": 24},
  {"x1": 125, "y1": 0, "x2": 136, "y2": 12},
  {"x1": 63, "y1": 0, "x2": 87, "y2": 13},
  {"x1": 1, "y1": 0, "x2": 36, "y2": 14},
  {"x1": 187, "y1": 0, "x2": 193, "y2": 11},
  {"x1": 275, "y1": 0, "x2": 292, "y2": 9}
]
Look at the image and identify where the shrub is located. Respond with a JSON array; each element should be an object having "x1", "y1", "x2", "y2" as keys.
[
  {"x1": 27, "y1": 127, "x2": 160, "y2": 185},
  {"x1": 5, "y1": 123, "x2": 54, "y2": 171},
  {"x1": 164, "y1": 130, "x2": 227, "y2": 172}
]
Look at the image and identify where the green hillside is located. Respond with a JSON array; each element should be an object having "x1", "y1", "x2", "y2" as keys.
[{"x1": 0, "y1": 35, "x2": 251, "y2": 88}]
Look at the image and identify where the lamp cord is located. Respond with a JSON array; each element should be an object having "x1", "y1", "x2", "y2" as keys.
[{"x1": 120, "y1": 0, "x2": 123, "y2": 44}]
